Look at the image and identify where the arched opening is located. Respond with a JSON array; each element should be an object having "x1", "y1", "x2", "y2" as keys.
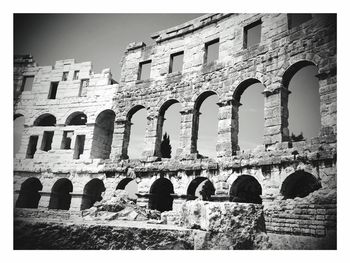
[
  {"x1": 33, "y1": 114, "x2": 56, "y2": 126},
  {"x1": 48, "y1": 178, "x2": 73, "y2": 210},
  {"x1": 148, "y1": 177, "x2": 174, "y2": 212},
  {"x1": 14, "y1": 114, "x2": 25, "y2": 156},
  {"x1": 282, "y1": 61, "x2": 320, "y2": 141},
  {"x1": 123, "y1": 105, "x2": 147, "y2": 159},
  {"x1": 90, "y1": 110, "x2": 116, "y2": 159},
  {"x1": 192, "y1": 91, "x2": 219, "y2": 158},
  {"x1": 80, "y1": 179, "x2": 105, "y2": 210},
  {"x1": 187, "y1": 177, "x2": 215, "y2": 201},
  {"x1": 281, "y1": 170, "x2": 321, "y2": 199},
  {"x1": 155, "y1": 100, "x2": 181, "y2": 158},
  {"x1": 234, "y1": 79, "x2": 264, "y2": 151},
  {"x1": 116, "y1": 178, "x2": 138, "y2": 200},
  {"x1": 15, "y1": 177, "x2": 42, "y2": 208},
  {"x1": 65, "y1": 112, "x2": 87, "y2": 125},
  {"x1": 230, "y1": 175, "x2": 262, "y2": 204}
]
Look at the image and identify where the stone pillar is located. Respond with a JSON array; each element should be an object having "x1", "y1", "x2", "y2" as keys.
[
  {"x1": 154, "y1": 115, "x2": 165, "y2": 158},
  {"x1": 38, "y1": 192, "x2": 51, "y2": 209},
  {"x1": 51, "y1": 129, "x2": 64, "y2": 150},
  {"x1": 70, "y1": 193, "x2": 83, "y2": 211},
  {"x1": 110, "y1": 119, "x2": 129, "y2": 160},
  {"x1": 176, "y1": 108, "x2": 195, "y2": 157},
  {"x1": 142, "y1": 114, "x2": 158, "y2": 158},
  {"x1": 216, "y1": 99, "x2": 240, "y2": 157},
  {"x1": 263, "y1": 87, "x2": 290, "y2": 145}
]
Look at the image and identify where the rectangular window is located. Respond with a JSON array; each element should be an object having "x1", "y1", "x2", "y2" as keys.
[
  {"x1": 41, "y1": 131, "x2": 54, "y2": 152},
  {"x1": 244, "y1": 20, "x2": 262, "y2": 48},
  {"x1": 137, "y1": 60, "x2": 152, "y2": 81},
  {"x1": 21, "y1": 76, "x2": 34, "y2": 92},
  {"x1": 62, "y1": 71, "x2": 69, "y2": 81},
  {"x1": 26, "y1": 135, "x2": 38, "y2": 159},
  {"x1": 204, "y1": 38, "x2": 220, "y2": 64},
  {"x1": 288, "y1": 14, "x2": 312, "y2": 29},
  {"x1": 61, "y1": 131, "x2": 74, "y2": 150},
  {"x1": 73, "y1": 135, "x2": 85, "y2": 159},
  {"x1": 73, "y1": 70, "x2": 80, "y2": 80},
  {"x1": 169, "y1": 51, "x2": 184, "y2": 73},
  {"x1": 48, "y1": 82, "x2": 58, "y2": 99},
  {"x1": 78, "y1": 79, "x2": 89, "y2": 97}
]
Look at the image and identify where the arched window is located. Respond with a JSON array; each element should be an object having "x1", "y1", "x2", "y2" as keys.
[
  {"x1": 122, "y1": 105, "x2": 146, "y2": 159},
  {"x1": 90, "y1": 110, "x2": 116, "y2": 159},
  {"x1": 281, "y1": 171, "x2": 321, "y2": 199},
  {"x1": 148, "y1": 178, "x2": 174, "y2": 212},
  {"x1": 80, "y1": 179, "x2": 105, "y2": 210},
  {"x1": 48, "y1": 178, "x2": 73, "y2": 210},
  {"x1": 15, "y1": 177, "x2": 42, "y2": 208},
  {"x1": 34, "y1": 114, "x2": 56, "y2": 126},
  {"x1": 187, "y1": 177, "x2": 215, "y2": 201},
  {"x1": 192, "y1": 91, "x2": 219, "y2": 158},
  {"x1": 234, "y1": 79, "x2": 264, "y2": 151},
  {"x1": 155, "y1": 100, "x2": 181, "y2": 158},
  {"x1": 14, "y1": 114, "x2": 25, "y2": 156},
  {"x1": 230, "y1": 175, "x2": 262, "y2": 204},
  {"x1": 66, "y1": 112, "x2": 87, "y2": 125},
  {"x1": 116, "y1": 178, "x2": 138, "y2": 200}
]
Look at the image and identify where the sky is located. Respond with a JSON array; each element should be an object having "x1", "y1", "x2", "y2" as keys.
[{"x1": 14, "y1": 14, "x2": 320, "y2": 159}]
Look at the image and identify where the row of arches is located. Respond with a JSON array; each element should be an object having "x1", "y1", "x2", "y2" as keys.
[{"x1": 15, "y1": 170, "x2": 321, "y2": 212}]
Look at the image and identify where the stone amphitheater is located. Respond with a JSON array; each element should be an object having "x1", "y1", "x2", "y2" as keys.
[{"x1": 13, "y1": 13, "x2": 336, "y2": 249}]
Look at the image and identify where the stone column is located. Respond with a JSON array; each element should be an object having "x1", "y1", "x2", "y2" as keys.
[
  {"x1": 176, "y1": 108, "x2": 195, "y2": 157},
  {"x1": 263, "y1": 87, "x2": 290, "y2": 145},
  {"x1": 142, "y1": 114, "x2": 158, "y2": 158},
  {"x1": 38, "y1": 192, "x2": 51, "y2": 209},
  {"x1": 216, "y1": 99, "x2": 240, "y2": 157},
  {"x1": 110, "y1": 119, "x2": 129, "y2": 160},
  {"x1": 70, "y1": 193, "x2": 83, "y2": 211},
  {"x1": 51, "y1": 125, "x2": 64, "y2": 150},
  {"x1": 154, "y1": 115, "x2": 165, "y2": 158}
]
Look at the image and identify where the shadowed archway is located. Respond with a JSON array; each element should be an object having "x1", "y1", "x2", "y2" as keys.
[
  {"x1": 80, "y1": 179, "x2": 105, "y2": 210},
  {"x1": 16, "y1": 177, "x2": 42, "y2": 208},
  {"x1": 230, "y1": 175, "x2": 262, "y2": 204},
  {"x1": 48, "y1": 178, "x2": 73, "y2": 210},
  {"x1": 148, "y1": 177, "x2": 174, "y2": 212}
]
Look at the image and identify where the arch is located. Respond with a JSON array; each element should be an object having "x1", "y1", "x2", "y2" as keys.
[
  {"x1": 126, "y1": 105, "x2": 145, "y2": 121},
  {"x1": 33, "y1": 113, "x2": 56, "y2": 126},
  {"x1": 187, "y1": 177, "x2": 215, "y2": 201},
  {"x1": 48, "y1": 178, "x2": 73, "y2": 210},
  {"x1": 65, "y1": 111, "x2": 87, "y2": 125},
  {"x1": 154, "y1": 99, "x2": 181, "y2": 157},
  {"x1": 116, "y1": 178, "x2": 138, "y2": 200},
  {"x1": 191, "y1": 91, "x2": 218, "y2": 156},
  {"x1": 233, "y1": 78, "x2": 261, "y2": 103},
  {"x1": 148, "y1": 177, "x2": 174, "y2": 212},
  {"x1": 230, "y1": 175, "x2": 262, "y2": 204},
  {"x1": 282, "y1": 60, "x2": 316, "y2": 88},
  {"x1": 116, "y1": 178, "x2": 133, "y2": 190},
  {"x1": 280, "y1": 170, "x2": 321, "y2": 199},
  {"x1": 14, "y1": 113, "x2": 24, "y2": 120},
  {"x1": 80, "y1": 179, "x2": 106, "y2": 210},
  {"x1": 90, "y1": 109, "x2": 116, "y2": 159},
  {"x1": 15, "y1": 177, "x2": 42, "y2": 208}
]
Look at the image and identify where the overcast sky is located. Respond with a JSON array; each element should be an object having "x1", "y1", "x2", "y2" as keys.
[{"x1": 14, "y1": 14, "x2": 320, "y2": 158}]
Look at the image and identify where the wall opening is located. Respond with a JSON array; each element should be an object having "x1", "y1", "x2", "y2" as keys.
[
  {"x1": 61, "y1": 131, "x2": 73, "y2": 149},
  {"x1": 48, "y1": 82, "x2": 58, "y2": 99},
  {"x1": 192, "y1": 91, "x2": 218, "y2": 158},
  {"x1": 26, "y1": 135, "x2": 38, "y2": 159},
  {"x1": 66, "y1": 112, "x2": 87, "y2": 125},
  {"x1": 14, "y1": 115, "x2": 25, "y2": 156},
  {"x1": 283, "y1": 61, "x2": 320, "y2": 141},
  {"x1": 34, "y1": 114, "x2": 56, "y2": 126},
  {"x1": 230, "y1": 175, "x2": 262, "y2": 204},
  {"x1": 80, "y1": 179, "x2": 105, "y2": 210},
  {"x1": 281, "y1": 171, "x2": 321, "y2": 199},
  {"x1": 90, "y1": 110, "x2": 116, "y2": 159},
  {"x1": 21, "y1": 76, "x2": 34, "y2": 92},
  {"x1": 204, "y1": 38, "x2": 219, "y2": 64},
  {"x1": 48, "y1": 178, "x2": 73, "y2": 210},
  {"x1": 15, "y1": 177, "x2": 42, "y2": 208},
  {"x1": 155, "y1": 100, "x2": 181, "y2": 158},
  {"x1": 169, "y1": 51, "x2": 184, "y2": 73},
  {"x1": 244, "y1": 19, "x2": 262, "y2": 48},
  {"x1": 123, "y1": 106, "x2": 147, "y2": 159},
  {"x1": 288, "y1": 14, "x2": 312, "y2": 29},
  {"x1": 40, "y1": 131, "x2": 54, "y2": 152},
  {"x1": 137, "y1": 60, "x2": 152, "y2": 81},
  {"x1": 73, "y1": 70, "x2": 80, "y2": 80},
  {"x1": 148, "y1": 177, "x2": 174, "y2": 212},
  {"x1": 234, "y1": 79, "x2": 264, "y2": 151},
  {"x1": 79, "y1": 79, "x2": 89, "y2": 97},
  {"x1": 62, "y1": 71, "x2": 68, "y2": 81},
  {"x1": 116, "y1": 178, "x2": 138, "y2": 200},
  {"x1": 187, "y1": 177, "x2": 215, "y2": 201},
  {"x1": 73, "y1": 135, "x2": 85, "y2": 159}
]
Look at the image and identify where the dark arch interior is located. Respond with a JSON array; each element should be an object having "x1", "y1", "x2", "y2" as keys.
[
  {"x1": 48, "y1": 178, "x2": 73, "y2": 210},
  {"x1": 16, "y1": 177, "x2": 43, "y2": 208},
  {"x1": 148, "y1": 177, "x2": 174, "y2": 212},
  {"x1": 116, "y1": 178, "x2": 133, "y2": 190},
  {"x1": 34, "y1": 114, "x2": 56, "y2": 126},
  {"x1": 281, "y1": 170, "x2": 321, "y2": 199},
  {"x1": 233, "y1": 78, "x2": 261, "y2": 103},
  {"x1": 90, "y1": 110, "x2": 116, "y2": 159},
  {"x1": 230, "y1": 175, "x2": 262, "y2": 204},
  {"x1": 187, "y1": 177, "x2": 215, "y2": 200},
  {"x1": 80, "y1": 179, "x2": 106, "y2": 210},
  {"x1": 66, "y1": 112, "x2": 87, "y2": 125}
]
